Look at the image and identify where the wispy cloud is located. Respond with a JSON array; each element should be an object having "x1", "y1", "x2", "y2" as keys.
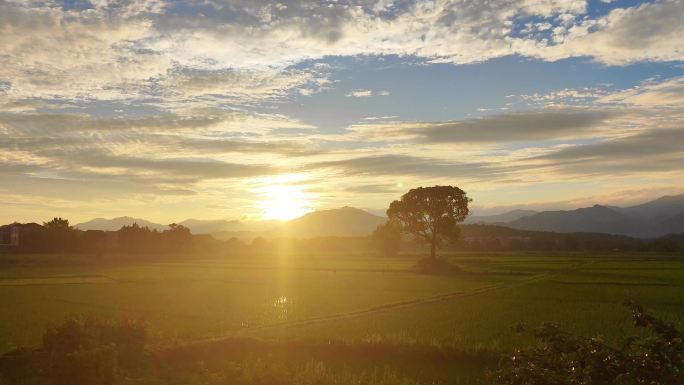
[
  {"x1": 349, "y1": 109, "x2": 617, "y2": 143},
  {"x1": 345, "y1": 89, "x2": 391, "y2": 98}
]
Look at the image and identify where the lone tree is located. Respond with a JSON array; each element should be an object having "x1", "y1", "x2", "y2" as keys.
[{"x1": 387, "y1": 185, "x2": 470, "y2": 259}]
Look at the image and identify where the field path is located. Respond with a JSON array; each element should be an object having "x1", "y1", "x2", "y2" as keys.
[{"x1": 189, "y1": 258, "x2": 595, "y2": 343}]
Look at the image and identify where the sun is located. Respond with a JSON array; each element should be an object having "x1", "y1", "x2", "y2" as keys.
[{"x1": 254, "y1": 174, "x2": 316, "y2": 221}]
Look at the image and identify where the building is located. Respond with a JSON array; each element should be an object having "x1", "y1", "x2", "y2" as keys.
[{"x1": 0, "y1": 223, "x2": 45, "y2": 252}]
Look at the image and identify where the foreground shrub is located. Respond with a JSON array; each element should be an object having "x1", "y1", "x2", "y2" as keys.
[
  {"x1": 0, "y1": 316, "x2": 146, "y2": 385},
  {"x1": 493, "y1": 301, "x2": 684, "y2": 385}
]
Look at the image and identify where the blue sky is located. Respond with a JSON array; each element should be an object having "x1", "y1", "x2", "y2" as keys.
[
  {"x1": 1, "y1": 0, "x2": 683, "y2": 222},
  {"x1": 278, "y1": 55, "x2": 684, "y2": 129}
]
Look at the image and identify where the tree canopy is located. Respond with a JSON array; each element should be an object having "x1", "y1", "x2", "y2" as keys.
[{"x1": 387, "y1": 185, "x2": 470, "y2": 259}]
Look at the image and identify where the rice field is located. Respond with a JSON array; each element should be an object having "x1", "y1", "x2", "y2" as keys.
[{"x1": 1, "y1": 252, "x2": 683, "y2": 383}]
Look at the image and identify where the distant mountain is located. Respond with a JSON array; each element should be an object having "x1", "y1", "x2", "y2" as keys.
[
  {"x1": 75, "y1": 217, "x2": 168, "y2": 231},
  {"x1": 278, "y1": 206, "x2": 386, "y2": 237},
  {"x1": 504, "y1": 195, "x2": 684, "y2": 238},
  {"x1": 180, "y1": 219, "x2": 248, "y2": 234},
  {"x1": 655, "y1": 212, "x2": 684, "y2": 236},
  {"x1": 508, "y1": 205, "x2": 643, "y2": 236},
  {"x1": 72, "y1": 195, "x2": 684, "y2": 239},
  {"x1": 617, "y1": 194, "x2": 684, "y2": 224},
  {"x1": 466, "y1": 210, "x2": 537, "y2": 224}
]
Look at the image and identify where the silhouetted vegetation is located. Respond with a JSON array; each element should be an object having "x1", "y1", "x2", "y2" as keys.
[
  {"x1": 455, "y1": 224, "x2": 684, "y2": 253},
  {"x1": 43, "y1": 218, "x2": 78, "y2": 253},
  {"x1": 493, "y1": 301, "x2": 683, "y2": 385},
  {"x1": 0, "y1": 316, "x2": 146, "y2": 385},
  {"x1": 387, "y1": 185, "x2": 471, "y2": 259},
  {"x1": 372, "y1": 222, "x2": 402, "y2": 257},
  {"x1": 0, "y1": 316, "x2": 493, "y2": 385},
  {"x1": 0, "y1": 219, "x2": 219, "y2": 256},
  {"x1": 1, "y1": 213, "x2": 682, "y2": 259}
]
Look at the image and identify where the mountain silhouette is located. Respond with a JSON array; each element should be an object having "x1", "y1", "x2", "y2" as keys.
[
  {"x1": 616, "y1": 194, "x2": 684, "y2": 224},
  {"x1": 76, "y1": 217, "x2": 168, "y2": 231},
  {"x1": 655, "y1": 212, "x2": 684, "y2": 236},
  {"x1": 75, "y1": 207, "x2": 385, "y2": 238},
  {"x1": 279, "y1": 206, "x2": 386, "y2": 237},
  {"x1": 73, "y1": 195, "x2": 684, "y2": 239},
  {"x1": 178, "y1": 219, "x2": 258, "y2": 234},
  {"x1": 466, "y1": 209, "x2": 538, "y2": 224},
  {"x1": 508, "y1": 205, "x2": 642, "y2": 236},
  {"x1": 505, "y1": 194, "x2": 684, "y2": 238}
]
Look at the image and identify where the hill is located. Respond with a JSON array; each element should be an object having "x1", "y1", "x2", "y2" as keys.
[
  {"x1": 466, "y1": 210, "x2": 537, "y2": 224},
  {"x1": 655, "y1": 212, "x2": 684, "y2": 236},
  {"x1": 504, "y1": 194, "x2": 684, "y2": 238},
  {"x1": 75, "y1": 217, "x2": 168, "y2": 232},
  {"x1": 617, "y1": 194, "x2": 684, "y2": 224},
  {"x1": 177, "y1": 219, "x2": 278, "y2": 234},
  {"x1": 507, "y1": 205, "x2": 642, "y2": 236},
  {"x1": 278, "y1": 206, "x2": 386, "y2": 238}
]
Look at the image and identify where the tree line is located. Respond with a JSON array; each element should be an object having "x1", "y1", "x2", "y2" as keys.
[{"x1": 0, "y1": 218, "x2": 203, "y2": 255}]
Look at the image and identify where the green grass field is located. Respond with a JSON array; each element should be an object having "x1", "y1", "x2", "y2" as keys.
[{"x1": 1, "y1": 252, "x2": 683, "y2": 383}]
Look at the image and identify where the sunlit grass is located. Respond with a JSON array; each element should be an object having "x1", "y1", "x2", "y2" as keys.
[{"x1": 0, "y1": 252, "x2": 682, "y2": 358}]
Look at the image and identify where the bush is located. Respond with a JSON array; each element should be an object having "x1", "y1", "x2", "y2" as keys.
[
  {"x1": 1, "y1": 316, "x2": 147, "y2": 385},
  {"x1": 493, "y1": 300, "x2": 684, "y2": 385}
]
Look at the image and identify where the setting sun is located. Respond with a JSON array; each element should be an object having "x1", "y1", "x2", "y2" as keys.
[{"x1": 254, "y1": 174, "x2": 316, "y2": 221}]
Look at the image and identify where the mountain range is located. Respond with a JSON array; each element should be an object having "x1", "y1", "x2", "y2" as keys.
[
  {"x1": 472, "y1": 194, "x2": 684, "y2": 238},
  {"x1": 76, "y1": 206, "x2": 386, "y2": 239},
  {"x1": 76, "y1": 216, "x2": 169, "y2": 232},
  {"x1": 466, "y1": 210, "x2": 538, "y2": 224},
  {"x1": 75, "y1": 194, "x2": 684, "y2": 239}
]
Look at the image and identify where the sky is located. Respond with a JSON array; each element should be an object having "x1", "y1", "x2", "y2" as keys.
[{"x1": 1, "y1": 0, "x2": 683, "y2": 223}]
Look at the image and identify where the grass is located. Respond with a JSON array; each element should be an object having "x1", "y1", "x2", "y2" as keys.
[{"x1": 0, "y1": 251, "x2": 682, "y2": 383}]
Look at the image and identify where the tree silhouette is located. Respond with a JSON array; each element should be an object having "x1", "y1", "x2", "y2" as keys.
[
  {"x1": 372, "y1": 222, "x2": 402, "y2": 257},
  {"x1": 42, "y1": 217, "x2": 76, "y2": 252},
  {"x1": 387, "y1": 185, "x2": 470, "y2": 259},
  {"x1": 164, "y1": 223, "x2": 192, "y2": 252},
  {"x1": 43, "y1": 217, "x2": 71, "y2": 231}
]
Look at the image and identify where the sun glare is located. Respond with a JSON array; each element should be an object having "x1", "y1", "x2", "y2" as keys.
[{"x1": 254, "y1": 174, "x2": 316, "y2": 221}]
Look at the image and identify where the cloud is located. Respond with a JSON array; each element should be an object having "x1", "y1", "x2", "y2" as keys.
[
  {"x1": 0, "y1": 174, "x2": 195, "y2": 202},
  {"x1": 0, "y1": 110, "x2": 313, "y2": 189},
  {"x1": 345, "y1": 89, "x2": 390, "y2": 97},
  {"x1": 0, "y1": 110, "x2": 314, "y2": 137},
  {"x1": 600, "y1": 76, "x2": 684, "y2": 107},
  {"x1": 540, "y1": 0, "x2": 684, "y2": 65},
  {"x1": 0, "y1": 1, "x2": 166, "y2": 102},
  {"x1": 146, "y1": 0, "x2": 681, "y2": 69},
  {"x1": 71, "y1": 152, "x2": 275, "y2": 180},
  {"x1": 307, "y1": 154, "x2": 512, "y2": 179},
  {"x1": 344, "y1": 183, "x2": 401, "y2": 194},
  {"x1": 533, "y1": 127, "x2": 684, "y2": 175},
  {"x1": 346, "y1": 89, "x2": 374, "y2": 98},
  {"x1": 2, "y1": 1, "x2": 684, "y2": 221},
  {"x1": 163, "y1": 66, "x2": 331, "y2": 107},
  {"x1": 350, "y1": 109, "x2": 615, "y2": 143},
  {"x1": 0, "y1": 0, "x2": 681, "y2": 114}
]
